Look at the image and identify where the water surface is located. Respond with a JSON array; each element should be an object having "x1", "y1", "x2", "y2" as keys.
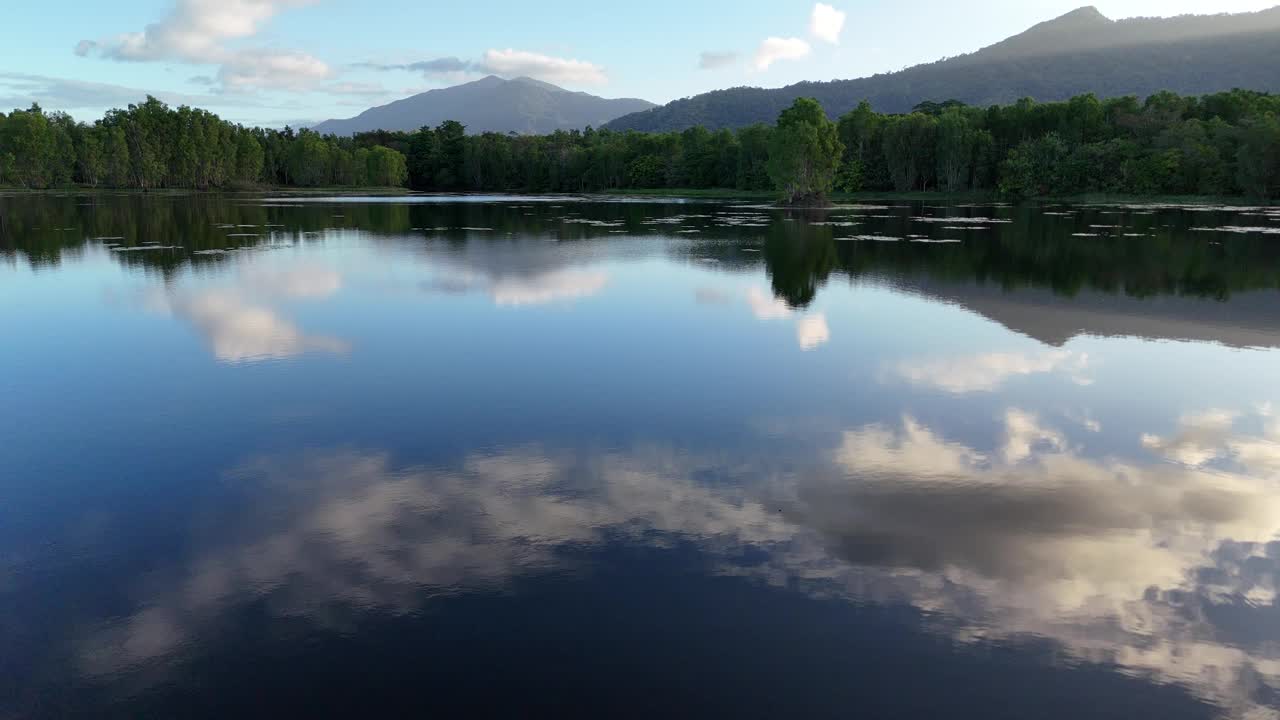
[{"x1": 3, "y1": 192, "x2": 1280, "y2": 718}]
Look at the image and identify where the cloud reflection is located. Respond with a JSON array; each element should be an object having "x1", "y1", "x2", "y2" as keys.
[
  {"x1": 1141, "y1": 405, "x2": 1280, "y2": 483},
  {"x1": 803, "y1": 410, "x2": 1280, "y2": 717},
  {"x1": 149, "y1": 262, "x2": 348, "y2": 363},
  {"x1": 417, "y1": 238, "x2": 610, "y2": 307},
  {"x1": 892, "y1": 349, "x2": 1091, "y2": 393},
  {"x1": 79, "y1": 447, "x2": 793, "y2": 675},
  {"x1": 75, "y1": 408, "x2": 1280, "y2": 715},
  {"x1": 796, "y1": 314, "x2": 831, "y2": 351},
  {"x1": 426, "y1": 268, "x2": 609, "y2": 306},
  {"x1": 731, "y1": 286, "x2": 830, "y2": 351}
]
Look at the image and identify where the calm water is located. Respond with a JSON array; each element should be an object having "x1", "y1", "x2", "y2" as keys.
[{"x1": 3, "y1": 192, "x2": 1280, "y2": 718}]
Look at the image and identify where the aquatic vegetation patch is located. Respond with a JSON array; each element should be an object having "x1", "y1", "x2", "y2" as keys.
[
  {"x1": 111, "y1": 245, "x2": 182, "y2": 252},
  {"x1": 911, "y1": 216, "x2": 1012, "y2": 224},
  {"x1": 838, "y1": 234, "x2": 903, "y2": 242}
]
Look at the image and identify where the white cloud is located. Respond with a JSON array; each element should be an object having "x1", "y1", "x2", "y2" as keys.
[
  {"x1": 94, "y1": 0, "x2": 317, "y2": 63},
  {"x1": 0, "y1": 72, "x2": 248, "y2": 113},
  {"x1": 809, "y1": 3, "x2": 847, "y2": 45},
  {"x1": 479, "y1": 49, "x2": 607, "y2": 86},
  {"x1": 217, "y1": 50, "x2": 333, "y2": 92},
  {"x1": 322, "y1": 81, "x2": 390, "y2": 97},
  {"x1": 892, "y1": 349, "x2": 1091, "y2": 394},
  {"x1": 79, "y1": 0, "x2": 331, "y2": 92},
  {"x1": 753, "y1": 37, "x2": 811, "y2": 70}
]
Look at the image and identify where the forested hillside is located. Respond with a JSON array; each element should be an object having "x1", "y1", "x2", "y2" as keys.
[{"x1": 605, "y1": 6, "x2": 1280, "y2": 132}]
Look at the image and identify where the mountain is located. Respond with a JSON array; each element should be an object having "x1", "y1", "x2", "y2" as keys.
[
  {"x1": 312, "y1": 76, "x2": 656, "y2": 136},
  {"x1": 605, "y1": 6, "x2": 1280, "y2": 132}
]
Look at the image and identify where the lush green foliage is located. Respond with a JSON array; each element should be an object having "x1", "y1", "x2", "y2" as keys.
[
  {"x1": 369, "y1": 89, "x2": 1280, "y2": 199},
  {"x1": 0, "y1": 97, "x2": 407, "y2": 190},
  {"x1": 3, "y1": 89, "x2": 1279, "y2": 199},
  {"x1": 767, "y1": 99, "x2": 843, "y2": 204}
]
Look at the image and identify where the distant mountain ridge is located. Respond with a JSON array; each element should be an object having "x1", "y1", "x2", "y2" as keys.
[
  {"x1": 605, "y1": 6, "x2": 1280, "y2": 132},
  {"x1": 313, "y1": 76, "x2": 656, "y2": 136}
]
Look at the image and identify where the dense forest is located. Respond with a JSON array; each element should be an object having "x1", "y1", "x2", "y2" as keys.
[
  {"x1": 0, "y1": 98, "x2": 407, "y2": 191},
  {"x1": 603, "y1": 7, "x2": 1280, "y2": 132},
  {"x1": 307, "y1": 89, "x2": 1280, "y2": 199},
  {"x1": 2, "y1": 88, "x2": 1279, "y2": 199}
]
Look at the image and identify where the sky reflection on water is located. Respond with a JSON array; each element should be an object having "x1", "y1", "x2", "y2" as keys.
[{"x1": 2, "y1": 193, "x2": 1280, "y2": 718}]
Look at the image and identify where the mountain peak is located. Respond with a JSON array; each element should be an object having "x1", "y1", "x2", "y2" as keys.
[
  {"x1": 972, "y1": 4, "x2": 1116, "y2": 59},
  {"x1": 603, "y1": 4, "x2": 1280, "y2": 133},
  {"x1": 311, "y1": 77, "x2": 655, "y2": 136},
  {"x1": 1052, "y1": 6, "x2": 1111, "y2": 24},
  {"x1": 509, "y1": 76, "x2": 567, "y2": 92}
]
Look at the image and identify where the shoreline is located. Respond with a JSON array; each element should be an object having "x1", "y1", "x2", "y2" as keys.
[{"x1": 2, "y1": 185, "x2": 1273, "y2": 207}]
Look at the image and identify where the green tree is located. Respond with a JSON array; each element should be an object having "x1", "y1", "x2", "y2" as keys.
[
  {"x1": 734, "y1": 124, "x2": 773, "y2": 190},
  {"x1": 287, "y1": 130, "x2": 331, "y2": 187},
  {"x1": 1236, "y1": 113, "x2": 1280, "y2": 199},
  {"x1": 367, "y1": 145, "x2": 408, "y2": 186},
  {"x1": 1000, "y1": 132, "x2": 1071, "y2": 197},
  {"x1": 432, "y1": 120, "x2": 466, "y2": 189},
  {"x1": 626, "y1": 154, "x2": 665, "y2": 188},
  {"x1": 103, "y1": 126, "x2": 131, "y2": 188},
  {"x1": 3, "y1": 105, "x2": 54, "y2": 188},
  {"x1": 76, "y1": 128, "x2": 104, "y2": 187},
  {"x1": 234, "y1": 130, "x2": 264, "y2": 184},
  {"x1": 882, "y1": 113, "x2": 937, "y2": 191},
  {"x1": 935, "y1": 109, "x2": 978, "y2": 192},
  {"x1": 767, "y1": 98, "x2": 843, "y2": 204}
]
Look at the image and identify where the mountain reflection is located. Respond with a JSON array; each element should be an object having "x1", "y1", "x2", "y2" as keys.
[
  {"x1": 6, "y1": 195, "x2": 1280, "y2": 351},
  {"x1": 413, "y1": 237, "x2": 611, "y2": 306},
  {"x1": 78, "y1": 407, "x2": 1280, "y2": 716}
]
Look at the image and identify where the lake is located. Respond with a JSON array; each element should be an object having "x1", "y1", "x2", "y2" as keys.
[{"x1": 3, "y1": 192, "x2": 1280, "y2": 718}]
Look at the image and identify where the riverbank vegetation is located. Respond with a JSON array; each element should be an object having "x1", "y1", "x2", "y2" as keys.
[{"x1": 2, "y1": 89, "x2": 1278, "y2": 200}]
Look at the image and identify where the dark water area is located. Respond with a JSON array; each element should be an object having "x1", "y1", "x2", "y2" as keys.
[{"x1": 3, "y1": 191, "x2": 1280, "y2": 718}]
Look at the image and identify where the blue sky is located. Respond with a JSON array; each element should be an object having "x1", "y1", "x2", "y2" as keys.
[{"x1": 1, "y1": 0, "x2": 1275, "y2": 127}]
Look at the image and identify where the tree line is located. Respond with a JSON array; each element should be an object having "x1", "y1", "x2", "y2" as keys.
[
  {"x1": 0, "y1": 97, "x2": 407, "y2": 190},
  {"x1": 295, "y1": 89, "x2": 1280, "y2": 200},
  {"x1": 2, "y1": 89, "x2": 1278, "y2": 199}
]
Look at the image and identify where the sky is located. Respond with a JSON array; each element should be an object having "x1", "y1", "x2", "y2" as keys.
[{"x1": 1, "y1": 0, "x2": 1276, "y2": 127}]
